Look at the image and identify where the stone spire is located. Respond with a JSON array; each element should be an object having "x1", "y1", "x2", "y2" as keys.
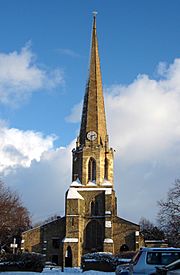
[{"x1": 79, "y1": 13, "x2": 107, "y2": 146}]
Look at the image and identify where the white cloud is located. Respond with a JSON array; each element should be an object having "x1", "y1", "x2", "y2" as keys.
[
  {"x1": 65, "y1": 101, "x2": 82, "y2": 123},
  {"x1": 4, "y1": 141, "x2": 73, "y2": 223},
  {"x1": 106, "y1": 59, "x2": 180, "y2": 222},
  {"x1": 57, "y1": 48, "x2": 81, "y2": 58},
  {"x1": 0, "y1": 119, "x2": 71, "y2": 223},
  {"x1": 0, "y1": 43, "x2": 64, "y2": 106},
  {"x1": 106, "y1": 76, "x2": 180, "y2": 164},
  {"x1": 0, "y1": 120, "x2": 56, "y2": 175}
]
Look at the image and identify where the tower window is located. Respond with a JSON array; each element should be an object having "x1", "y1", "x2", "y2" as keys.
[
  {"x1": 88, "y1": 158, "x2": 96, "y2": 182},
  {"x1": 90, "y1": 200, "x2": 99, "y2": 216},
  {"x1": 104, "y1": 158, "x2": 108, "y2": 179}
]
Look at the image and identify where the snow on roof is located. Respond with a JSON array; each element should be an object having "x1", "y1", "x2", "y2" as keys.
[
  {"x1": 87, "y1": 181, "x2": 96, "y2": 186},
  {"x1": 70, "y1": 178, "x2": 83, "y2": 187},
  {"x1": 104, "y1": 238, "x2": 114, "y2": 243},
  {"x1": 62, "y1": 238, "x2": 78, "y2": 243},
  {"x1": 67, "y1": 188, "x2": 84, "y2": 200},
  {"x1": 102, "y1": 179, "x2": 112, "y2": 186}
]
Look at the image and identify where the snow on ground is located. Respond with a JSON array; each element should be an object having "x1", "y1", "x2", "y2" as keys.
[{"x1": 0, "y1": 267, "x2": 115, "y2": 275}]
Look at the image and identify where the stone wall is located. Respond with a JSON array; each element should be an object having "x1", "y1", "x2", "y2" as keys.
[
  {"x1": 113, "y1": 216, "x2": 140, "y2": 254},
  {"x1": 22, "y1": 227, "x2": 41, "y2": 253},
  {"x1": 22, "y1": 217, "x2": 65, "y2": 265}
]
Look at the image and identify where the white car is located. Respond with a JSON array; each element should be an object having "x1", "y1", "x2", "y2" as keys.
[{"x1": 115, "y1": 247, "x2": 180, "y2": 275}]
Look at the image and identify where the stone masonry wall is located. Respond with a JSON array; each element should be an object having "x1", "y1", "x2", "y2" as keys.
[{"x1": 113, "y1": 216, "x2": 140, "y2": 254}]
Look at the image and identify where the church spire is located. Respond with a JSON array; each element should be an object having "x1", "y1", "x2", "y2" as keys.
[
  {"x1": 79, "y1": 13, "x2": 107, "y2": 146},
  {"x1": 72, "y1": 14, "x2": 114, "y2": 186}
]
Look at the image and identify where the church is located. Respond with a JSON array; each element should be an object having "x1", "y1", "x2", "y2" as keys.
[{"x1": 22, "y1": 14, "x2": 140, "y2": 267}]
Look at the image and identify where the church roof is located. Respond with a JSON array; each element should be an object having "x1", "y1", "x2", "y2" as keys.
[{"x1": 79, "y1": 14, "x2": 107, "y2": 146}]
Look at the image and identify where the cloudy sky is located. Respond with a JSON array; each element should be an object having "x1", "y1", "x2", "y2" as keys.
[{"x1": 0, "y1": 0, "x2": 180, "y2": 224}]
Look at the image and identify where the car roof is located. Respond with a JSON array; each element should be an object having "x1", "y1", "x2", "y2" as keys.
[{"x1": 140, "y1": 247, "x2": 180, "y2": 252}]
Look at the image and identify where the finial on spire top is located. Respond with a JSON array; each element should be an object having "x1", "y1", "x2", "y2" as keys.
[
  {"x1": 93, "y1": 11, "x2": 98, "y2": 18},
  {"x1": 92, "y1": 11, "x2": 97, "y2": 28}
]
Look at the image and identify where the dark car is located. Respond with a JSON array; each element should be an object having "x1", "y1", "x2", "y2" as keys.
[{"x1": 154, "y1": 259, "x2": 180, "y2": 275}]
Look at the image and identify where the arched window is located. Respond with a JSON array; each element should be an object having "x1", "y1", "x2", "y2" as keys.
[
  {"x1": 104, "y1": 158, "x2": 108, "y2": 179},
  {"x1": 88, "y1": 158, "x2": 96, "y2": 182}
]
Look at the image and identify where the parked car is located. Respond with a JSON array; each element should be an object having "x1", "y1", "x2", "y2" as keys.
[
  {"x1": 115, "y1": 247, "x2": 180, "y2": 275},
  {"x1": 154, "y1": 259, "x2": 180, "y2": 275},
  {"x1": 81, "y1": 252, "x2": 131, "y2": 272}
]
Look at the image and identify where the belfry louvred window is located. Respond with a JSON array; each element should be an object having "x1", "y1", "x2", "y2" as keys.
[{"x1": 88, "y1": 158, "x2": 96, "y2": 182}]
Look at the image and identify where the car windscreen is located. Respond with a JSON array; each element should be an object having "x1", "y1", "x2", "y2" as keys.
[
  {"x1": 131, "y1": 250, "x2": 142, "y2": 265},
  {"x1": 146, "y1": 252, "x2": 180, "y2": 265}
]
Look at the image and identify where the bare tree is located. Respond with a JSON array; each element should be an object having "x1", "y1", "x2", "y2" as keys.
[
  {"x1": 139, "y1": 217, "x2": 164, "y2": 240},
  {"x1": 157, "y1": 179, "x2": 180, "y2": 247},
  {"x1": 0, "y1": 180, "x2": 31, "y2": 250}
]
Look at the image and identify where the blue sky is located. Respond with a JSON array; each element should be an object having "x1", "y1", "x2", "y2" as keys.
[
  {"x1": 0, "y1": 0, "x2": 180, "y2": 224},
  {"x1": 1, "y1": 0, "x2": 179, "y2": 145}
]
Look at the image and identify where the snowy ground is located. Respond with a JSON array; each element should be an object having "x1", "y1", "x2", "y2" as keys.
[{"x1": 0, "y1": 267, "x2": 115, "y2": 275}]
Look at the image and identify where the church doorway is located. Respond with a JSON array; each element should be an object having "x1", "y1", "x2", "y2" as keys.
[
  {"x1": 65, "y1": 246, "x2": 72, "y2": 267},
  {"x1": 84, "y1": 220, "x2": 103, "y2": 252}
]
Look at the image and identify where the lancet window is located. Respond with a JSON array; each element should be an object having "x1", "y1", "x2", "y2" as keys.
[{"x1": 88, "y1": 157, "x2": 96, "y2": 182}]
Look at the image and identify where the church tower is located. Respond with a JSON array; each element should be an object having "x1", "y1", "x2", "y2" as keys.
[{"x1": 63, "y1": 14, "x2": 139, "y2": 267}]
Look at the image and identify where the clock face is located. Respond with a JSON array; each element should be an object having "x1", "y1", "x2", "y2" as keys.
[{"x1": 87, "y1": 131, "x2": 97, "y2": 141}]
